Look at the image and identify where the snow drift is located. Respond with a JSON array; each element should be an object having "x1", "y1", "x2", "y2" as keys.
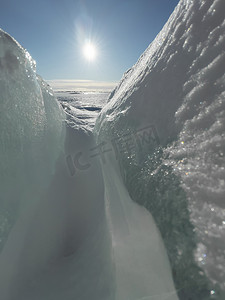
[{"x1": 95, "y1": 0, "x2": 225, "y2": 298}]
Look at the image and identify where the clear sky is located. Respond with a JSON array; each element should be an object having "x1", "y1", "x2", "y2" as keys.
[{"x1": 1, "y1": 0, "x2": 179, "y2": 82}]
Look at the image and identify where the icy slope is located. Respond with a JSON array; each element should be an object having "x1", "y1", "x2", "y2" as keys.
[
  {"x1": 95, "y1": 0, "x2": 225, "y2": 298},
  {"x1": 0, "y1": 29, "x2": 114, "y2": 300},
  {"x1": 0, "y1": 29, "x2": 66, "y2": 298},
  {"x1": 101, "y1": 151, "x2": 179, "y2": 300},
  {"x1": 0, "y1": 29, "x2": 65, "y2": 251}
]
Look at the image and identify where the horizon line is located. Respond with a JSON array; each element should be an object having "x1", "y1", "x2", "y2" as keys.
[{"x1": 47, "y1": 79, "x2": 118, "y2": 92}]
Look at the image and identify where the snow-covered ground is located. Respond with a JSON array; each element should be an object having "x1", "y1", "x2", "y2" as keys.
[
  {"x1": 0, "y1": 0, "x2": 225, "y2": 299},
  {"x1": 56, "y1": 91, "x2": 109, "y2": 130}
]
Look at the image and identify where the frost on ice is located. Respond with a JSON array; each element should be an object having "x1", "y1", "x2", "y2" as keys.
[
  {"x1": 96, "y1": 0, "x2": 225, "y2": 298},
  {"x1": 0, "y1": 0, "x2": 225, "y2": 299},
  {"x1": 0, "y1": 29, "x2": 65, "y2": 250}
]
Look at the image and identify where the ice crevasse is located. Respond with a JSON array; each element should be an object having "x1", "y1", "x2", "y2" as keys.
[
  {"x1": 0, "y1": 0, "x2": 225, "y2": 299},
  {"x1": 0, "y1": 29, "x2": 177, "y2": 300}
]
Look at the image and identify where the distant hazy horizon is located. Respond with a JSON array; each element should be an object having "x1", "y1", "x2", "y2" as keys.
[{"x1": 47, "y1": 79, "x2": 118, "y2": 92}]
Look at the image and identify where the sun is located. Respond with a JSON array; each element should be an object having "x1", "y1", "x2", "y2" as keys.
[{"x1": 83, "y1": 42, "x2": 97, "y2": 61}]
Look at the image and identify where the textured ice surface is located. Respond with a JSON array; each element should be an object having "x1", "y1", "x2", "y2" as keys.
[
  {"x1": 96, "y1": 0, "x2": 225, "y2": 298},
  {"x1": 0, "y1": 29, "x2": 114, "y2": 300},
  {"x1": 0, "y1": 29, "x2": 65, "y2": 248},
  {"x1": 100, "y1": 151, "x2": 179, "y2": 300},
  {"x1": 0, "y1": 29, "x2": 66, "y2": 299}
]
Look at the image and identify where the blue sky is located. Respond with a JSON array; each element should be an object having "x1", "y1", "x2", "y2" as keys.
[{"x1": 1, "y1": 0, "x2": 179, "y2": 82}]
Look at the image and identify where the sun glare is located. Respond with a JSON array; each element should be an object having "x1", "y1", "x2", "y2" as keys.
[{"x1": 83, "y1": 42, "x2": 97, "y2": 61}]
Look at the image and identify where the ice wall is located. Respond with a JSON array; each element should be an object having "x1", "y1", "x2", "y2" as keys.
[
  {"x1": 0, "y1": 29, "x2": 65, "y2": 247},
  {"x1": 0, "y1": 29, "x2": 66, "y2": 298},
  {"x1": 0, "y1": 29, "x2": 114, "y2": 300},
  {"x1": 95, "y1": 0, "x2": 225, "y2": 298}
]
